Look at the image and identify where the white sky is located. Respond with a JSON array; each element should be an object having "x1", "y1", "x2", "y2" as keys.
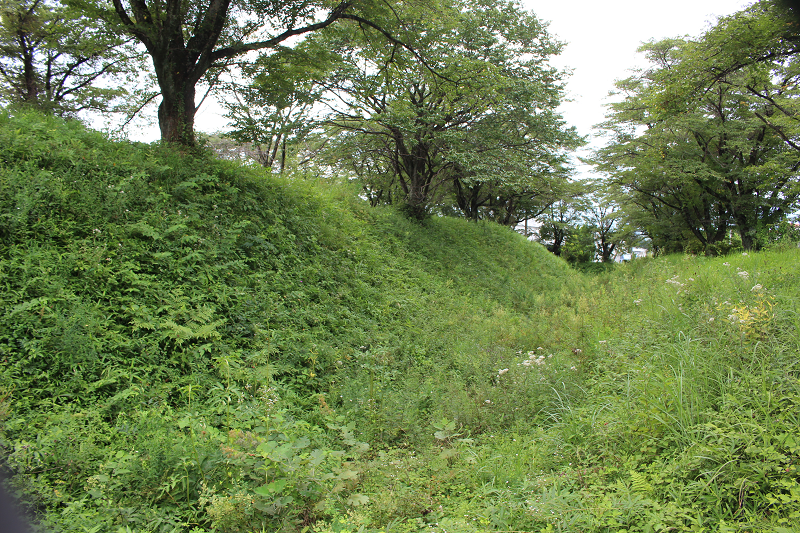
[
  {"x1": 127, "y1": 0, "x2": 756, "y2": 156},
  {"x1": 522, "y1": 0, "x2": 754, "y2": 176}
]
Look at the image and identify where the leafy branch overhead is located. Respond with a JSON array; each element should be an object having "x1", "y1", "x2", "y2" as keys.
[{"x1": 68, "y1": 0, "x2": 453, "y2": 146}]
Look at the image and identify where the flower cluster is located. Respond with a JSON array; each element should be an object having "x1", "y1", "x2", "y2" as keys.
[
  {"x1": 257, "y1": 385, "x2": 279, "y2": 411},
  {"x1": 519, "y1": 349, "x2": 549, "y2": 367},
  {"x1": 666, "y1": 275, "x2": 685, "y2": 288},
  {"x1": 665, "y1": 274, "x2": 689, "y2": 294}
]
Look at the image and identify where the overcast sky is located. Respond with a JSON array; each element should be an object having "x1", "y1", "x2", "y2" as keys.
[{"x1": 522, "y1": 0, "x2": 754, "y2": 175}]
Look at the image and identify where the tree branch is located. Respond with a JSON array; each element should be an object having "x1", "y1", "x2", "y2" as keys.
[{"x1": 209, "y1": 1, "x2": 353, "y2": 63}]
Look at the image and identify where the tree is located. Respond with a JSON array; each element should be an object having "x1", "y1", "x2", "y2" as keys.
[
  {"x1": 534, "y1": 193, "x2": 589, "y2": 257},
  {"x1": 583, "y1": 188, "x2": 638, "y2": 263},
  {"x1": 596, "y1": 17, "x2": 800, "y2": 252},
  {"x1": 0, "y1": 0, "x2": 139, "y2": 115},
  {"x1": 80, "y1": 0, "x2": 425, "y2": 146},
  {"x1": 320, "y1": 0, "x2": 580, "y2": 219},
  {"x1": 532, "y1": 185, "x2": 634, "y2": 263},
  {"x1": 221, "y1": 45, "x2": 333, "y2": 172},
  {"x1": 560, "y1": 223, "x2": 596, "y2": 264}
]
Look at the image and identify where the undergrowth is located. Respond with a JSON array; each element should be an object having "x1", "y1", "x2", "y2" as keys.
[{"x1": 1, "y1": 111, "x2": 798, "y2": 532}]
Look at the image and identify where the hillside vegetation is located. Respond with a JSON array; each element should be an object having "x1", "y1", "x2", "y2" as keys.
[{"x1": 1, "y1": 112, "x2": 799, "y2": 533}]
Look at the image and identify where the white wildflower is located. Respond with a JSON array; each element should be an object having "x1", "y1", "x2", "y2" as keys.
[
  {"x1": 751, "y1": 284, "x2": 763, "y2": 292},
  {"x1": 738, "y1": 271, "x2": 749, "y2": 279},
  {"x1": 666, "y1": 275, "x2": 685, "y2": 287},
  {"x1": 498, "y1": 368, "x2": 509, "y2": 376},
  {"x1": 723, "y1": 262, "x2": 730, "y2": 266}
]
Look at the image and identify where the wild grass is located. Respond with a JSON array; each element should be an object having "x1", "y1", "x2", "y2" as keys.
[{"x1": 1, "y1": 111, "x2": 798, "y2": 532}]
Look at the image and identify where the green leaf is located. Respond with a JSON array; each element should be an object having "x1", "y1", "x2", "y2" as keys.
[
  {"x1": 346, "y1": 493, "x2": 369, "y2": 506},
  {"x1": 336, "y1": 469, "x2": 359, "y2": 481},
  {"x1": 254, "y1": 479, "x2": 287, "y2": 496}
]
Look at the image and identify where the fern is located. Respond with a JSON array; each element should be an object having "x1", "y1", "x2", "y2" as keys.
[{"x1": 630, "y1": 469, "x2": 653, "y2": 494}]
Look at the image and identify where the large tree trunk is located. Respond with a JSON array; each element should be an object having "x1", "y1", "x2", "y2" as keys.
[
  {"x1": 730, "y1": 203, "x2": 758, "y2": 251},
  {"x1": 737, "y1": 224, "x2": 756, "y2": 251},
  {"x1": 403, "y1": 180, "x2": 429, "y2": 220},
  {"x1": 156, "y1": 67, "x2": 198, "y2": 146},
  {"x1": 453, "y1": 178, "x2": 482, "y2": 221},
  {"x1": 21, "y1": 48, "x2": 39, "y2": 104}
]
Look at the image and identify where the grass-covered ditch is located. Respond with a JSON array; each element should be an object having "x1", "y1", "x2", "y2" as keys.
[{"x1": 1, "y1": 111, "x2": 798, "y2": 532}]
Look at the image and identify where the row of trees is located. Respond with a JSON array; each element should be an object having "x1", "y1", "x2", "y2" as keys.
[
  {"x1": 216, "y1": 0, "x2": 583, "y2": 223},
  {"x1": 0, "y1": 0, "x2": 144, "y2": 116},
  {"x1": 1, "y1": 0, "x2": 582, "y2": 222},
  {"x1": 2, "y1": 0, "x2": 798, "y2": 251},
  {"x1": 594, "y1": 1, "x2": 800, "y2": 253}
]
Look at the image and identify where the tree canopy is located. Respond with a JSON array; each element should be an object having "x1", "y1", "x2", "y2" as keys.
[
  {"x1": 71, "y1": 0, "x2": 433, "y2": 146},
  {"x1": 595, "y1": 1, "x2": 800, "y2": 253},
  {"x1": 0, "y1": 0, "x2": 140, "y2": 115},
  {"x1": 4, "y1": 0, "x2": 799, "y2": 248},
  {"x1": 316, "y1": 0, "x2": 581, "y2": 220}
]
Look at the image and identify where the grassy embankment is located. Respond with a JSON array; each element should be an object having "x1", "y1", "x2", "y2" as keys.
[{"x1": 1, "y1": 111, "x2": 798, "y2": 532}]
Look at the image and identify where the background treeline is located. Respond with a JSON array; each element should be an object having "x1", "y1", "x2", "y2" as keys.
[
  {"x1": 2, "y1": 0, "x2": 799, "y2": 256},
  {"x1": 594, "y1": 1, "x2": 800, "y2": 255}
]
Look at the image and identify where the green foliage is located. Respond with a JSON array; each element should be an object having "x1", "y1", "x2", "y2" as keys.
[
  {"x1": 78, "y1": 0, "x2": 452, "y2": 145},
  {"x1": 0, "y1": 0, "x2": 142, "y2": 116},
  {"x1": 595, "y1": 1, "x2": 800, "y2": 253},
  {"x1": 0, "y1": 110, "x2": 580, "y2": 530},
  {"x1": 219, "y1": 43, "x2": 334, "y2": 172},
  {"x1": 561, "y1": 225, "x2": 596, "y2": 264},
  {"x1": 317, "y1": 0, "x2": 581, "y2": 221},
  {"x1": 2, "y1": 111, "x2": 799, "y2": 533}
]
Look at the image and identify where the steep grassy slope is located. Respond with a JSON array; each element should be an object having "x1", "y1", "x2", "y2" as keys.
[{"x1": 0, "y1": 111, "x2": 581, "y2": 531}]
